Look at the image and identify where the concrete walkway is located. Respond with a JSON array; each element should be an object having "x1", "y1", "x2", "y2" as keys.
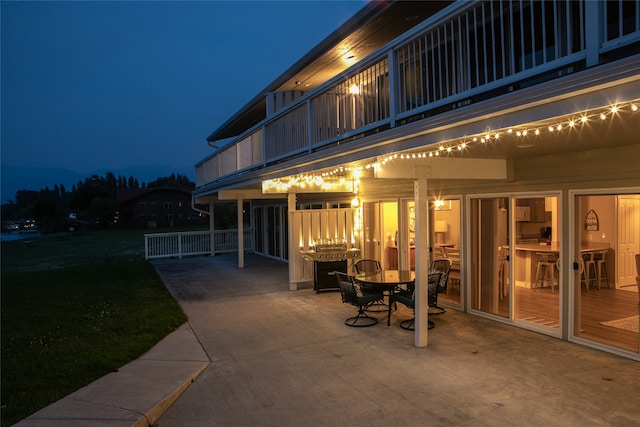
[
  {"x1": 14, "y1": 323, "x2": 210, "y2": 427},
  {"x1": 15, "y1": 254, "x2": 640, "y2": 426}
]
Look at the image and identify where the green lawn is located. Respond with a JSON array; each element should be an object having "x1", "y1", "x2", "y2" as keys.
[{"x1": 1, "y1": 228, "x2": 191, "y2": 426}]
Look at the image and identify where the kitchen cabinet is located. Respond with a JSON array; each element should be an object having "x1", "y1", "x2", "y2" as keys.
[
  {"x1": 516, "y1": 199, "x2": 548, "y2": 223},
  {"x1": 388, "y1": 246, "x2": 415, "y2": 270},
  {"x1": 515, "y1": 206, "x2": 530, "y2": 221}
]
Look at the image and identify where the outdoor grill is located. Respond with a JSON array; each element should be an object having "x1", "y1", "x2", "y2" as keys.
[
  {"x1": 300, "y1": 243, "x2": 360, "y2": 292},
  {"x1": 300, "y1": 243, "x2": 360, "y2": 262}
]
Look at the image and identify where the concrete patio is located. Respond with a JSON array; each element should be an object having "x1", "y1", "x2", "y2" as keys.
[{"x1": 153, "y1": 254, "x2": 639, "y2": 427}]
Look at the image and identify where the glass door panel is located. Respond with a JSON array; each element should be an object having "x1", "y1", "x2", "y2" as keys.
[
  {"x1": 433, "y1": 199, "x2": 461, "y2": 306},
  {"x1": 362, "y1": 201, "x2": 398, "y2": 269},
  {"x1": 513, "y1": 197, "x2": 560, "y2": 330},
  {"x1": 575, "y1": 193, "x2": 639, "y2": 353},
  {"x1": 362, "y1": 202, "x2": 381, "y2": 262},
  {"x1": 471, "y1": 197, "x2": 509, "y2": 317}
]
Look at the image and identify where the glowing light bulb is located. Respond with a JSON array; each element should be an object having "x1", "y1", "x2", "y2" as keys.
[
  {"x1": 569, "y1": 120, "x2": 575, "y2": 127},
  {"x1": 611, "y1": 106, "x2": 618, "y2": 113},
  {"x1": 581, "y1": 116, "x2": 588, "y2": 123},
  {"x1": 600, "y1": 113, "x2": 606, "y2": 120},
  {"x1": 632, "y1": 104, "x2": 638, "y2": 112},
  {"x1": 534, "y1": 129, "x2": 540, "y2": 135}
]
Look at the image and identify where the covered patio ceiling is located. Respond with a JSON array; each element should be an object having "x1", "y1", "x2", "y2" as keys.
[{"x1": 259, "y1": 97, "x2": 640, "y2": 192}]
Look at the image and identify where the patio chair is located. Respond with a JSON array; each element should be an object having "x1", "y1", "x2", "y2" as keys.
[
  {"x1": 334, "y1": 271, "x2": 384, "y2": 327},
  {"x1": 429, "y1": 258, "x2": 452, "y2": 314},
  {"x1": 391, "y1": 272, "x2": 441, "y2": 330},
  {"x1": 354, "y1": 259, "x2": 387, "y2": 312},
  {"x1": 354, "y1": 259, "x2": 382, "y2": 275}
]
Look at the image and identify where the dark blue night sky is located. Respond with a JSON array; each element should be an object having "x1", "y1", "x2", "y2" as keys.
[{"x1": 1, "y1": 1, "x2": 365, "y2": 198}]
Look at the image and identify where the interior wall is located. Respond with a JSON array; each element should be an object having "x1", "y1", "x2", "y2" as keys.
[
  {"x1": 383, "y1": 202, "x2": 398, "y2": 246},
  {"x1": 433, "y1": 199, "x2": 461, "y2": 246},
  {"x1": 579, "y1": 195, "x2": 616, "y2": 247}
]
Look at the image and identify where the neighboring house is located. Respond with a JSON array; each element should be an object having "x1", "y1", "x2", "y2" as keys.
[
  {"x1": 117, "y1": 188, "x2": 203, "y2": 228},
  {"x1": 193, "y1": 0, "x2": 640, "y2": 359}
]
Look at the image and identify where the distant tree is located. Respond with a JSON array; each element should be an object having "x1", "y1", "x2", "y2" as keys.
[
  {"x1": 147, "y1": 173, "x2": 194, "y2": 189},
  {"x1": 105, "y1": 172, "x2": 117, "y2": 198},
  {"x1": 2, "y1": 170, "x2": 198, "y2": 232}
]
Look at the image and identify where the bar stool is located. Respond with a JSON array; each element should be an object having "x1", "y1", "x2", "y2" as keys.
[
  {"x1": 593, "y1": 250, "x2": 608, "y2": 289},
  {"x1": 582, "y1": 252, "x2": 597, "y2": 291},
  {"x1": 578, "y1": 257, "x2": 588, "y2": 291},
  {"x1": 535, "y1": 252, "x2": 558, "y2": 293},
  {"x1": 497, "y1": 246, "x2": 509, "y2": 299}
]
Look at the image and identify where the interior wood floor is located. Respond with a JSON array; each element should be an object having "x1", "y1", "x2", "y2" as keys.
[{"x1": 439, "y1": 281, "x2": 639, "y2": 353}]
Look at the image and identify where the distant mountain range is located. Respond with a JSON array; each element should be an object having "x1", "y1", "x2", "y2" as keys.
[{"x1": 1, "y1": 164, "x2": 195, "y2": 203}]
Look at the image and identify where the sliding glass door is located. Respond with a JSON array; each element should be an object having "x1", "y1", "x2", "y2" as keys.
[
  {"x1": 470, "y1": 197, "x2": 509, "y2": 317},
  {"x1": 513, "y1": 196, "x2": 560, "y2": 330},
  {"x1": 574, "y1": 193, "x2": 639, "y2": 353},
  {"x1": 471, "y1": 195, "x2": 561, "y2": 331}
]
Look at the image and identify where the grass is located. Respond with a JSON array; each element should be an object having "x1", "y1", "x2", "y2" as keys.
[{"x1": 1, "y1": 228, "x2": 191, "y2": 426}]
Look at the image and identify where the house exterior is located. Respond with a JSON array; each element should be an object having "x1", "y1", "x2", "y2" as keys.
[
  {"x1": 117, "y1": 188, "x2": 203, "y2": 228},
  {"x1": 193, "y1": 1, "x2": 640, "y2": 359}
]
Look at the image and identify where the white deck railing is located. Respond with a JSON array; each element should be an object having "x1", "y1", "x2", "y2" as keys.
[
  {"x1": 195, "y1": 0, "x2": 640, "y2": 188},
  {"x1": 144, "y1": 229, "x2": 252, "y2": 260}
]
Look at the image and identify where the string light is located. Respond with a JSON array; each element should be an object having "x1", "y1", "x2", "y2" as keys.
[{"x1": 262, "y1": 100, "x2": 639, "y2": 191}]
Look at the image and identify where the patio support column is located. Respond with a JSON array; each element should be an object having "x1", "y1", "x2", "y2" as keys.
[
  {"x1": 209, "y1": 202, "x2": 215, "y2": 256},
  {"x1": 237, "y1": 198, "x2": 244, "y2": 268},
  {"x1": 288, "y1": 192, "x2": 297, "y2": 290},
  {"x1": 413, "y1": 175, "x2": 430, "y2": 347}
]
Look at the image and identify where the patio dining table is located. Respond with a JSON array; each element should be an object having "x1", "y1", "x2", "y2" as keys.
[{"x1": 355, "y1": 269, "x2": 415, "y2": 326}]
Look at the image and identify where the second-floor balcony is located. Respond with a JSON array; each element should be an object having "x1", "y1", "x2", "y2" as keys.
[{"x1": 195, "y1": 0, "x2": 640, "y2": 192}]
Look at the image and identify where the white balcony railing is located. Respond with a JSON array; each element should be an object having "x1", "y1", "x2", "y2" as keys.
[
  {"x1": 195, "y1": 0, "x2": 640, "y2": 188},
  {"x1": 144, "y1": 229, "x2": 252, "y2": 260}
]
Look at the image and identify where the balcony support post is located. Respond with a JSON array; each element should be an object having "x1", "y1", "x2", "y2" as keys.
[
  {"x1": 414, "y1": 168, "x2": 431, "y2": 348},
  {"x1": 288, "y1": 192, "x2": 298, "y2": 290}
]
